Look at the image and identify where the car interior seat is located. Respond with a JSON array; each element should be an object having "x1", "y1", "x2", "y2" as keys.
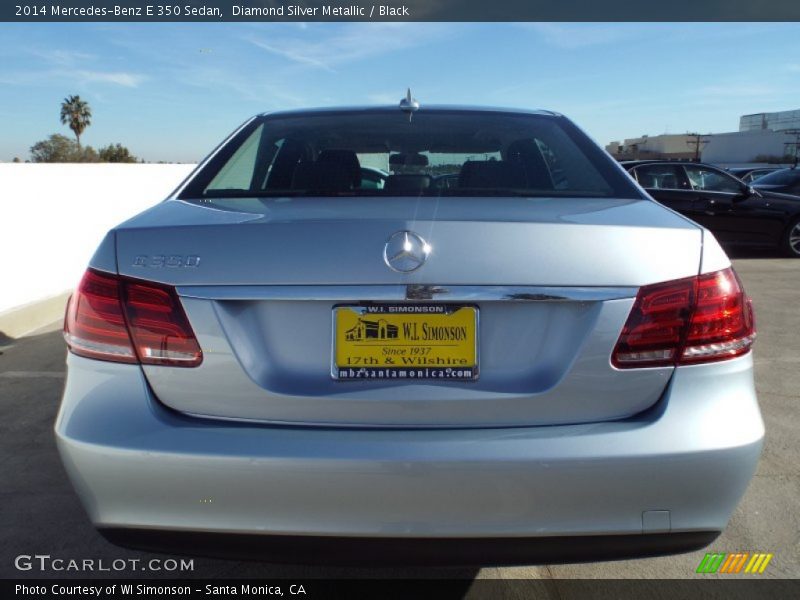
[
  {"x1": 660, "y1": 173, "x2": 678, "y2": 189},
  {"x1": 384, "y1": 174, "x2": 433, "y2": 193},
  {"x1": 505, "y1": 139, "x2": 555, "y2": 190},
  {"x1": 458, "y1": 161, "x2": 527, "y2": 189},
  {"x1": 291, "y1": 149, "x2": 362, "y2": 192},
  {"x1": 637, "y1": 172, "x2": 656, "y2": 188}
]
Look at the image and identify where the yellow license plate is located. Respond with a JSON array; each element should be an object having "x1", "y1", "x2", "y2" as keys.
[{"x1": 333, "y1": 304, "x2": 478, "y2": 380}]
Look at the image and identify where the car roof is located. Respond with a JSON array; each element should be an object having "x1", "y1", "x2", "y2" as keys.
[
  {"x1": 259, "y1": 105, "x2": 561, "y2": 118},
  {"x1": 758, "y1": 167, "x2": 800, "y2": 176},
  {"x1": 620, "y1": 160, "x2": 711, "y2": 168},
  {"x1": 729, "y1": 166, "x2": 779, "y2": 172}
]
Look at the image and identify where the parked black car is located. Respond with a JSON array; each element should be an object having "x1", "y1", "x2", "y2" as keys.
[
  {"x1": 727, "y1": 166, "x2": 784, "y2": 184},
  {"x1": 622, "y1": 160, "x2": 800, "y2": 257},
  {"x1": 752, "y1": 167, "x2": 800, "y2": 196}
]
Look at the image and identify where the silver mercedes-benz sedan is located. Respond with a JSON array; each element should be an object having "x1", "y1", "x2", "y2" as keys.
[{"x1": 55, "y1": 103, "x2": 763, "y2": 564}]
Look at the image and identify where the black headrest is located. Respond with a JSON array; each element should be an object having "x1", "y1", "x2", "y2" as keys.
[
  {"x1": 660, "y1": 173, "x2": 678, "y2": 189},
  {"x1": 637, "y1": 172, "x2": 655, "y2": 188},
  {"x1": 458, "y1": 161, "x2": 527, "y2": 189},
  {"x1": 384, "y1": 174, "x2": 433, "y2": 192},
  {"x1": 506, "y1": 139, "x2": 554, "y2": 189},
  {"x1": 317, "y1": 149, "x2": 361, "y2": 188},
  {"x1": 291, "y1": 162, "x2": 357, "y2": 192}
]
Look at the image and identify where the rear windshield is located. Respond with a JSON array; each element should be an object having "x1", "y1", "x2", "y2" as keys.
[
  {"x1": 180, "y1": 110, "x2": 641, "y2": 199},
  {"x1": 754, "y1": 169, "x2": 800, "y2": 185}
]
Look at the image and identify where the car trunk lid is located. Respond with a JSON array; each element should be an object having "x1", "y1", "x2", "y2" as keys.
[{"x1": 112, "y1": 196, "x2": 701, "y2": 428}]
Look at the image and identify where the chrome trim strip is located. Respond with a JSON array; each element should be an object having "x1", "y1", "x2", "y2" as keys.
[{"x1": 177, "y1": 284, "x2": 638, "y2": 302}]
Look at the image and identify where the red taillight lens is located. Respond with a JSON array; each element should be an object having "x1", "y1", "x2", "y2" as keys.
[
  {"x1": 611, "y1": 277, "x2": 695, "y2": 367},
  {"x1": 612, "y1": 267, "x2": 755, "y2": 369},
  {"x1": 681, "y1": 269, "x2": 756, "y2": 364},
  {"x1": 64, "y1": 270, "x2": 137, "y2": 363},
  {"x1": 64, "y1": 269, "x2": 202, "y2": 367},
  {"x1": 122, "y1": 280, "x2": 203, "y2": 366}
]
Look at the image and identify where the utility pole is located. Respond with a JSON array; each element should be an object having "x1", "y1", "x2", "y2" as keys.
[
  {"x1": 686, "y1": 133, "x2": 710, "y2": 161},
  {"x1": 782, "y1": 129, "x2": 800, "y2": 167}
]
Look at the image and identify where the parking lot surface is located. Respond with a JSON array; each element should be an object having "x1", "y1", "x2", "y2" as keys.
[{"x1": 1, "y1": 257, "x2": 797, "y2": 585}]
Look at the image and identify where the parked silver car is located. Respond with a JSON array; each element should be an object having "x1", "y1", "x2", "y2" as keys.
[{"x1": 55, "y1": 103, "x2": 763, "y2": 564}]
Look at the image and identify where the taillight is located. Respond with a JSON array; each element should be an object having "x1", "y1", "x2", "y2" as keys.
[
  {"x1": 64, "y1": 269, "x2": 202, "y2": 367},
  {"x1": 682, "y1": 269, "x2": 756, "y2": 363},
  {"x1": 64, "y1": 270, "x2": 137, "y2": 363},
  {"x1": 612, "y1": 267, "x2": 755, "y2": 369}
]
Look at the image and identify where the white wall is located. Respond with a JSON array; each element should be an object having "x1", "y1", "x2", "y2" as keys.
[{"x1": 0, "y1": 163, "x2": 196, "y2": 315}]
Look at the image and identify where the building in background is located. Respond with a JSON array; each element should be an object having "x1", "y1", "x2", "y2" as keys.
[
  {"x1": 605, "y1": 133, "x2": 697, "y2": 161},
  {"x1": 607, "y1": 108, "x2": 800, "y2": 166},
  {"x1": 702, "y1": 129, "x2": 799, "y2": 165},
  {"x1": 740, "y1": 109, "x2": 800, "y2": 133}
]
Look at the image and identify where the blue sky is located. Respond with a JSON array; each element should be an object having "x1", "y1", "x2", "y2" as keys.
[{"x1": 1, "y1": 22, "x2": 799, "y2": 162}]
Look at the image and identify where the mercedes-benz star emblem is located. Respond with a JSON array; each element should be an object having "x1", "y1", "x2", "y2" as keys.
[{"x1": 383, "y1": 231, "x2": 431, "y2": 273}]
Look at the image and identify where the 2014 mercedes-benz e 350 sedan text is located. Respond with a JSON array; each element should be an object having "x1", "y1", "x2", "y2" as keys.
[{"x1": 55, "y1": 99, "x2": 763, "y2": 565}]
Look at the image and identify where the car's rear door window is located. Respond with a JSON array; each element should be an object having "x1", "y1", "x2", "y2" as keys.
[
  {"x1": 632, "y1": 164, "x2": 688, "y2": 190},
  {"x1": 683, "y1": 165, "x2": 742, "y2": 194},
  {"x1": 205, "y1": 125, "x2": 263, "y2": 192}
]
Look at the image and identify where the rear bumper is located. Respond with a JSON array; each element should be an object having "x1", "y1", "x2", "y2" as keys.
[
  {"x1": 99, "y1": 529, "x2": 720, "y2": 566},
  {"x1": 55, "y1": 352, "x2": 763, "y2": 559}
]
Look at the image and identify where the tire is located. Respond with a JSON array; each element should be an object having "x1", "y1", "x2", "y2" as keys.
[{"x1": 783, "y1": 217, "x2": 800, "y2": 257}]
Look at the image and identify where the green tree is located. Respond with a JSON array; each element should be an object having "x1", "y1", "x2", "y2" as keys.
[
  {"x1": 98, "y1": 143, "x2": 137, "y2": 163},
  {"x1": 79, "y1": 145, "x2": 99, "y2": 162},
  {"x1": 30, "y1": 134, "x2": 98, "y2": 163},
  {"x1": 59, "y1": 95, "x2": 92, "y2": 146},
  {"x1": 30, "y1": 134, "x2": 79, "y2": 162}
]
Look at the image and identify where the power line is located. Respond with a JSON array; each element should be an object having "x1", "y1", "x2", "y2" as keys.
[
  {"x1": 781, "y1": 129, "x2": 800, "y2": 167},
  {"x1": 686, "y1": 133, "x2": 710, "y2": 161}
]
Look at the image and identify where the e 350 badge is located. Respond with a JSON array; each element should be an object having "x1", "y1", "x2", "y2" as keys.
[{"x1": 132, "y1": 255, "x2": 200, "y2": 268}]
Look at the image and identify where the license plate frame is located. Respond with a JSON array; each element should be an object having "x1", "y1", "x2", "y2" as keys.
[{"x1": 331, "y1": 304, "x2": 479, "y2": 381}]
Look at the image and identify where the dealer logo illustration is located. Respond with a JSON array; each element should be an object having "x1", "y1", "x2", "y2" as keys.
[
  {"x1": 696, "y1": 552, "x2": 774, "y2": 574},
  {"x1": 344, "y1": 318, "x2": 399, "y2": 341}
]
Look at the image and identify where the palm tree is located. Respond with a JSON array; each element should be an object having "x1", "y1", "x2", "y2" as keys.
[{"x1": 60, "y1": 95, "x2": 92, "y2": 146}]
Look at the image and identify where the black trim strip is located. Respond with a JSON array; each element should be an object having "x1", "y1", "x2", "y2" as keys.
[{"x1": 99, "y1": 529, "x2": 720, "y2": 566}]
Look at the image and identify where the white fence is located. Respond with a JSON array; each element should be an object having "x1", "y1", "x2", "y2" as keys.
[{"x1": 0, "y1": 163, "x2": 196, "y2": 316}]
